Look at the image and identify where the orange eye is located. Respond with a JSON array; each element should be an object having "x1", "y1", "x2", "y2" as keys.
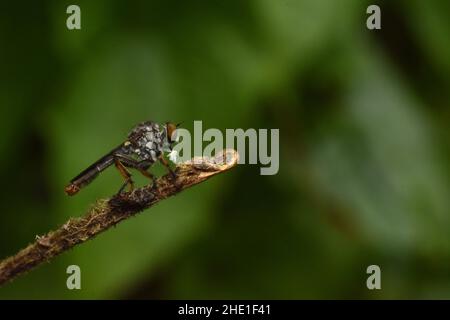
[{"x1": 166, "y1": 122, "x2": 177, "y2": 142}]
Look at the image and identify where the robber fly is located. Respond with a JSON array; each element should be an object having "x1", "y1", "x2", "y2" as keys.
[{"x1": 65, "y1": 121, "x2": 181, "y2": 196}]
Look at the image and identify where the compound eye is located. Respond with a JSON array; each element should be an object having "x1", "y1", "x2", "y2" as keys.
[{"x1": 166, "y1": 122, "x2": 177, "y2": 143}]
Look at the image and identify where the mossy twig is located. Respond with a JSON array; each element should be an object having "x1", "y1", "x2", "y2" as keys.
[{"x1": 0, "y1": 149, "x2": 238, "y2": 287}]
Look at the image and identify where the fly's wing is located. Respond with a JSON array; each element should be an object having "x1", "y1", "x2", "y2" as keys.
[
  {"x1": 69, "y1": 153, "x2": 114, "y2": 185},
  {"x1": 66, "y1": 144, "x2": 125, "y2": 194}
]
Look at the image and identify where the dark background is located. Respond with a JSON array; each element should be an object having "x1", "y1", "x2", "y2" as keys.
[{"x1": 0, "y1": 0, "x2": 449, "y2": 299}]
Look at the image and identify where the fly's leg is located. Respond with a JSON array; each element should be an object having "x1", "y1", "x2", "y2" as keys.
[
  {"x1": 114, "y1": 154, "x2": 158, "y2": 190},
  {"x1": 159, "y1": 155, "x2": 177, "y2": 180},
  {"x1": 137, "y1": 168, "x2": 158, "y2": 190},
  {"x1": 114, "y1": 158, "x2": 134, "y2": 193}
]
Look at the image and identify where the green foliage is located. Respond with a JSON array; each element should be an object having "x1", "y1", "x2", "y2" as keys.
[{"x1": 0, "y1": 0, "x2": 449, "y2": 299}]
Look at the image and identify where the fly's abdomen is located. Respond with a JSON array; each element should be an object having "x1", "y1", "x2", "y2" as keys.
[{"x1": 65, "y1": 154, "x2": 115, "y2": 196}]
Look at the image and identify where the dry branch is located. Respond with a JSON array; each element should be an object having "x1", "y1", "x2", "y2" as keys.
[{"x1": 0, "y1": 149, "x2": 239, "y2": 287}]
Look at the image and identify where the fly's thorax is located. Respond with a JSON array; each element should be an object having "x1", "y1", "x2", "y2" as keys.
[
  {"x1": 131, "y1": 128, "x2": 163, "y2": 162},
  {"x1": 125, "y1": 121, "x2": 175, "y2": 162}
]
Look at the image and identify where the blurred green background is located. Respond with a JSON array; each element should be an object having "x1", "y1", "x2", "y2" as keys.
[{"x1": 0, "y1": 0, "x2": 449, "y2": 299}]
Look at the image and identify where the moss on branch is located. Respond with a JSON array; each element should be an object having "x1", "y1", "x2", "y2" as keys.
[{"x1": 0, "y1": 149, "x2": 239, "y2": 287}]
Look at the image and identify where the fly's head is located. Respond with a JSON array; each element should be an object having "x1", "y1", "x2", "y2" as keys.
[{"x1": 163, "y1": 122, "x2": 182, "y2": 163}]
